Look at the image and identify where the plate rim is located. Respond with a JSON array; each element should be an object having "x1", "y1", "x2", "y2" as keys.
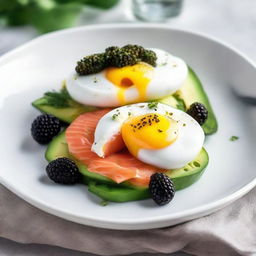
[
  {"x1": 1, "y1": 23, "x2": 256, "y2": 230},
  {"x1": 0, "y1": 23, "x2": 255, "y2": 69}
]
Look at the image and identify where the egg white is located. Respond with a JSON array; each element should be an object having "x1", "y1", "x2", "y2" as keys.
[
  {"x1": 92, "y1": 103, "x2": 205, "y2": 169},
  {"x1": 66, "y1": 49, "x2": 188, "y2": 107}
]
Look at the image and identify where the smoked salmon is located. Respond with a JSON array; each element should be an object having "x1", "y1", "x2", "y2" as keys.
[{"x1": 65, "y1": 110, "x2": 162, "y2": 185}]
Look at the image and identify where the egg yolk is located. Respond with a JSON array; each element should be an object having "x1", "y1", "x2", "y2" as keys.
[
  {"x1": 105, "y1": 63, "x2": 153, "y2": 105},
  {"x1": 121, "y1": 113, "x2": 178, "y2": 157}
]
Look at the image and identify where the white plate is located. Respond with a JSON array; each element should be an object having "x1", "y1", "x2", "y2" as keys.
[{"x1": 0, "y1": 24, "x2": 256, "y2": 230}]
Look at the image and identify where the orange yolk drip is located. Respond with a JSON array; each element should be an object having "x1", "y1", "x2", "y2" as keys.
[
  {"x1": 121, "y1": 113, "x2": 178, "y2": 157},
  {"x1": 105, "y1": 63, "x2": 153, "y2": 105}
]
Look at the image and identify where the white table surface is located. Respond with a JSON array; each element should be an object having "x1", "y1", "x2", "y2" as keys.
[{"x1": 0, "y1": 0, "x2": 255, "y2": 255}]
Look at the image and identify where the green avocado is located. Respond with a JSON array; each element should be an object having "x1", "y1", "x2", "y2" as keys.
[
  {"x1": 45, "y1": 131, "x2": 115, "y2": 185},
  {"x1": 88, "y1": 182, "x2": 150, "y2": 203},
  {"x1": 32, "y1": 85, "x2": 98, "y2": 123},
  {"x1": 32, "y1": 97, "x2": 97, "y2": 123},
  {"x1": 158, "y1": 68, "x2": 218, "y2": 134},
  {"x1": 45, "y1": 131, "x2": 209, "y2": 202},
  {"x1": 32, "y1": 68, "x2": 217, "y2": 134}
]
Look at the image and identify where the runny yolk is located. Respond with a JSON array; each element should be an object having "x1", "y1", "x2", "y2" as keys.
[
  {"x1": 121, "y1": 113, "x2": 178, "y2": 157},
  {"x1": 105, "y1": 63, "x2": 153, "y2": 105}
]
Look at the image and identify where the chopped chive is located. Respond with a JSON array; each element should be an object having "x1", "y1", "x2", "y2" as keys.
[
  {"x1": 112, "y1": 113, "x2": 119, "y2": 120},
  {"x1": 148, "y1": 102, "x2": 158, "y2": 109},
  {"x1": 100, "y1": 200, "x2": 108, "y2": 206},
  {"x1": 230, "y1": 136, "x2": 239, "y2": 141}
]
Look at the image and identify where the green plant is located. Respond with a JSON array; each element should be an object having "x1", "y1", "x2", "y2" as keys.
[{"x1": 0, "y1": 0, "x2": 120, "y2": 33}]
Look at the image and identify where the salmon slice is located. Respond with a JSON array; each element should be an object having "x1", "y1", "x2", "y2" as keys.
[
  {"x1": 129, "y1": 169, "x2": 160, "y2": 187},
  {"x1": 65, "y1": 109, "x2": 162, "y2": 185},
  {"x1": 103, "y1": 132, "x2": 125, "y2": 157},
  {"x1": 88, "y1": 151, "x2": 160, "y2": 184},
  {"x1": 66, "y1": 109, "x2": 110, "y2": 165}
]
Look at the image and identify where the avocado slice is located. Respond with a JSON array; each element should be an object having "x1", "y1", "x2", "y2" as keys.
[
  {"x1": 45, "y1": 131, "x2": 115, "y2": 185},
  {"x1": 32, "y1": 67, "x2": 217, "y2": 134},
  {"x1": 45, "y1": 131, "x2": 209, "y2": 202},
  {"x1": 83, "y1": 148, "x2": 208, "y2": 202},
  {"x1": 88, "y1": 182, "x2": 150, "y2": 203},
  {"x1": 32, "y1": 97, "x2": 97, "y2": 123},
  {"x1": 166, "y1": 148, "x2": 208, "y2": 190},
  {"x1": 159, "y1": 68, "x2": 218, "y2": 134},
  {"x1": 32, "y1": 86, "x2": 98, "y2": 123}
]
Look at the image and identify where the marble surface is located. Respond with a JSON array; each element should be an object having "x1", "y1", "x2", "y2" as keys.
[{"x1": 0, "y1": 0, "x2": 255, "y2": 255}]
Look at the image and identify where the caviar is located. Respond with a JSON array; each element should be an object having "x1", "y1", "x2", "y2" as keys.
[
  {"x1": 141, "y1": 49, "x2": 157, "y2": 67},
  {"x1": 122, "y1": 44, "x2": 145, "y2": 58},
  {"x1": 109, "y1": 48, "x2": 137, "y2": 68},
  {"x1": 75, "y1": 53, "x2": 106, "y2": 75},
  {"x1": 75, "y1": 45, "x2": 158, "y2": 75}
]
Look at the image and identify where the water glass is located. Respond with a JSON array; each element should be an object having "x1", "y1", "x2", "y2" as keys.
[{"x1": 132, "y1": 0, "x2": 183, "y2": 22}]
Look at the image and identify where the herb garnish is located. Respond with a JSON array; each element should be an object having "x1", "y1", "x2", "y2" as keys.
[
  {"x1": 148, "y1": 102, "x2": 158, "y2": 109},
  {"x1": 230, "y1": 136, "x2": 239, "y2": 141},
  {"x1": 173, "y1": 93, "x2": 186, "y2": 112},
  {"x1": 42, "y1": 85, "x2": 74, "y2": 108},
  {"x1": 44, "y1": 87, "x2": 71, "y2": 107},
  {"x1": 159, "y1": 62, "x2": 167, "y2": 67},
  {"x1": 112, "y1": 113, "x2": 119, "y2": 120},
  {"x1": 100, "y1": 200, "x2": 108, "y2": 206}
]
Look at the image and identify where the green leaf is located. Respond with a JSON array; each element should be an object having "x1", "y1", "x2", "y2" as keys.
[
  {"x1": 54, "y1": 0, "x2": 119, "y2": 9},
  {"x1": 34, "y1": 0, "x2": 56, "y2": 9},
  {"x1": 0, "y1": 0, "x2": 19, "y2": 12},
  {"x1": 29, "y1": 2, "x2": 84, "y2": 33},
  {"x1": 41, "y1": 86, "x2": 80, "y2": 108},
  {"x1": 0, "y1": 16, "x2": 8, "y2": 26},
  {"x1": 5, "y1": 5, "x2": 31, "y2": 26},
  {"x1": 1, "y1": 0, "x2": 119, "y2": 31},
  {"x1": 100, "y1": 200, "x2": 109, "y2": 206},
  {"x1": 173, "y1": 93, "x2": 186, "y2": 111},
  {"x1": 147, "y1": 101, "x2": 158, "y2": 109},
  {"x1": 85, "y1": 0, "x2": 119, "y2": 9},
  {"x1": 17, "y1": 0, "x2": 30, "y2": 5},
  {"x1": 230, "y1": 136, "x2": 239, "y2": 142}
]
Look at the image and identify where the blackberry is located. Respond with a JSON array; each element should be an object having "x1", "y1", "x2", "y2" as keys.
[
  {"x1": 187, "y1": 102, "x2": 208, "y2": 125},
  {"x1": 141, "y1": 49, "x2": 157, "y2": 67},
  {"x1": 122, "y1": 44, "x2": 145, "y2": 58},
  {"x1": 75, "y1": 53, "x2": 106, "y2": 75},
  {"x1": 149, "y1": 173, "x2": 175, "y2": 206},
  {"x1": 110, "y1": 49, "x2": 137, "y2": 68},
  {"x1": 31, "y1": 114, "x2": 61, "y2": 144},
  {"x1": 46, "y1": 157, "x2": 81, "y2": 185}
]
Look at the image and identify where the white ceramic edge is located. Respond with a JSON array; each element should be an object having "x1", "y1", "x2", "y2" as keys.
[
  {"x1": 0, "y1": 23, "x2": 256, "y2": 69},
  {"x1": 1, "y1": 176, "x2": 256, "y2": 230},
  {"x1": 1, "y1": 24, "x2": 256, "y2": 230}
]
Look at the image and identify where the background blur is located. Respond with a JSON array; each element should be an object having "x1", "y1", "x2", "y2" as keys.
[
  {"x1": 0, "y1": 0, "x2": 255, "y2": 255},
  {"x1": 0, "y1": 0, "x2": 255, "y2": 60}
]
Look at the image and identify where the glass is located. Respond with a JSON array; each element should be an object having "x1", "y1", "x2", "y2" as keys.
[{"x1": 132, "y1": 0, "x2": 183, "y2": 22}]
